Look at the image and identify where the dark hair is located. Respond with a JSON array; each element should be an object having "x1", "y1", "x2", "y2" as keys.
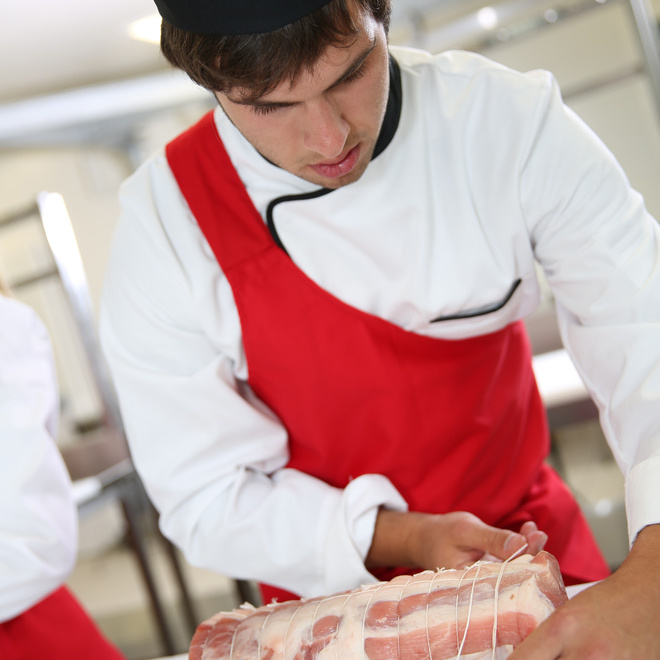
[{"x1": 160, "y1": 0, "x2": 391, "y2": 101}]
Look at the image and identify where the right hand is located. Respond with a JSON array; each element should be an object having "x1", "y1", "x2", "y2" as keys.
[{"x1": 365, "y1": 509, "x2": 547, "y2": 572}]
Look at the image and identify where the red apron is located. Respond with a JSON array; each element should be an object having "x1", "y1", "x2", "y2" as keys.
[
  {"x1": 0, "y1": 586, "x2": 125, "y2": 660},
  {"x1": 166, "y1": 112, "x2": 610, "y2": 600}
]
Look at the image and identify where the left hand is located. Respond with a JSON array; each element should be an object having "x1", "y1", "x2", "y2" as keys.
[
  {"x1": 510, "y1": 523, "x2": 660, "y2": 659},
  {"x1": 365, "y1": 509, "x2": 547, "y2": 573}
]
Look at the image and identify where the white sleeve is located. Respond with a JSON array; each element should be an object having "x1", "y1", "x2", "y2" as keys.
[
  {"x1": 100, "y1": 163, "x2": 407, "y2": 598},
  {"x1": 518, "y1": 73, "x2": 660, "y2": 542},
  {"x1": 0, "y1": 298, "x2": 77, "y2": 622}
]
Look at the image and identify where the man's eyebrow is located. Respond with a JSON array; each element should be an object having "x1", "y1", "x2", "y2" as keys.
[
  {"x1": 327, "y1": 36, "x2": 377, "y2": 90},
  {"x1": 226, "y1": 36, "x2": 378, "y2": 109}
]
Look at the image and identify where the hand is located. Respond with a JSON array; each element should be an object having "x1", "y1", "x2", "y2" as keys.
[
  {"x1": 510, "y1": 523, "x2": 660, "y2": 659},
  {"x1": 365, "y1": 508, "x2": 547, "y2": 571}
]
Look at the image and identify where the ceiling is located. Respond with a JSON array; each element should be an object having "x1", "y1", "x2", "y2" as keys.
[
  {"x1": 0, "y1": 0, "x2": 455, "y2": 106},
  {"x1": 0, "y1": 0, "x2": 478, "y2": 147},
  {"x1": 2, "y1": 0, "x2": 170, "y2": 105},
  {"x1": 1, "y1": 0, "x2": 657, "y2": 147},
  {"x1": 2, "y1": 0, "x2": 659, "y2": 105}
]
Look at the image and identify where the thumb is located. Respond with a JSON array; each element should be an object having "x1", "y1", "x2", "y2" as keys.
[
  {"x1": 455, "y1": 514, "x2": 527, "y2": 561},
  {"x1": 485, "y1": 527, "x2": 527, "y2": 561}
]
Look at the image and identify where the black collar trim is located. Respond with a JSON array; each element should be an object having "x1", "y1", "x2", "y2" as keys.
[{"x1": 373, "y1": 54, "x2": 402, "y2": 160}]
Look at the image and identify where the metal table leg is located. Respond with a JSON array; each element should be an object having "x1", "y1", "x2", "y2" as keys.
[{"x1": 120, "y1": 482, "x2": 177, "y2": 656}]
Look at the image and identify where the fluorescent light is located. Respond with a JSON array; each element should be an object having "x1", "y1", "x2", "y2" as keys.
[
  {"x1": 128, "y1": 13, "x2": 162, "y2": 45},
  {"x1": 477, "y1": 6, "x2": 499, "y2": 30},
  {"x1": 37, "y1": 193, "x2": 88, "y2": 292}
]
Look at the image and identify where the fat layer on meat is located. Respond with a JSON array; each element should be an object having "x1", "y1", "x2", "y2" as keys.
[{"x1": 190, "y1": 551, "x2": 567, "y2": 660}]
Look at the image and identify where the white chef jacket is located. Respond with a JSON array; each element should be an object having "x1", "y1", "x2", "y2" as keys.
[
  {"x1": 0, "y1": 296, "x2": 78, "y2": 622},
  {"x1": 100, "y1": 47, "x2": 660, "y2": 598}
]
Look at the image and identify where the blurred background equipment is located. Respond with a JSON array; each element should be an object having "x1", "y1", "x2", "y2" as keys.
[{"x1": 0, "y1": 193, "x2": 258, "y2": 658}]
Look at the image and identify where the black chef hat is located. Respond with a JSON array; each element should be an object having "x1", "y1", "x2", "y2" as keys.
[{"x1": 154, "y1": 0, "x2": 334, "y2": 35}]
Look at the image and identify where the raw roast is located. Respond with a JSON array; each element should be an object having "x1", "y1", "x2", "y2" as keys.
[{"x1": 190, "y1": 551, "x2": 567, "y2": 659}]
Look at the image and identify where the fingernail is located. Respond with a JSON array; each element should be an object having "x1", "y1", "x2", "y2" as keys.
[{"x1": 503, "y1": 533, "x2": 525, "y2": 554}]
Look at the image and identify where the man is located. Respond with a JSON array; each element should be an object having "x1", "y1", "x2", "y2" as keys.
[{"x1": 100, "y1": 0, "x2": 660, "y2": 656}]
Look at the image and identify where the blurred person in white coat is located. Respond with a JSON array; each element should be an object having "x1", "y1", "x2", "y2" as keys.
[{"x1": 0, "y1": 279, "x2": 125, "y2": 659}]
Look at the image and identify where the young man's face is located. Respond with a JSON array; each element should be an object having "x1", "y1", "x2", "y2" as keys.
[{"x1": 215, "y1": 5, "x2": 390, "y2": 189}]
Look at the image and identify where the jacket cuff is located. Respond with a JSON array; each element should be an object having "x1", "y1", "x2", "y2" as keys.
[
  {"x1": 322, "y1": 474, "x2": 408, "y2": 596},
  {"x1": 625, "y1": 455, "x2": 660, "y2": 544}
]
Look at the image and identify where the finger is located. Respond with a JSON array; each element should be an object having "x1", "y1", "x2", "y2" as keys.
[
  {"x1": 452, "y1": 515, "x2": 535, "y2": 562},
  {"x1": 519, "y1": 520, "x2": 539, "y2": 536},
  {"x1": 526, "y1": 530, "x2": 548, "y2": 554},
  {"x1": 487, "y1": 527, "x2": 527, "y2": 559},
  {"x1": 509, "y1": 618, "x2": 563, "y2": 660},
  {"x1": 519, "y1": 521, "x2": 548, "y2": 555},
  {"x1": 448, "y1": 514, "x2": 525, "y2": 562},
  {"x1": 501, "y1": 531, "x2": 528, "y2": 558}
]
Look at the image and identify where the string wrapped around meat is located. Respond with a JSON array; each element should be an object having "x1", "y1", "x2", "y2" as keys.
[{"x1": 190, "y1": 551, "x2": 567, "y2": 659}]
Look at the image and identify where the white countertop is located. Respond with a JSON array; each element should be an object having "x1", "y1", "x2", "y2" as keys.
[{"x1": 532, "y1": 348, "x2": 587, "y2": 409}]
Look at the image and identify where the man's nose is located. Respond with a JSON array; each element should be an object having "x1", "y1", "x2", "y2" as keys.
[{"x1": 303, "y1": 97, "x2": 350, "y2": 159}]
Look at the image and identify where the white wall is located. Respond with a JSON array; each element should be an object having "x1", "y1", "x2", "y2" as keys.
[
  {"x1": 0, "y1": 103, "x2": 211, "y2": 436},
  {"x1": 477, "y1": 1, "x2": 660, "y2": 219}
]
